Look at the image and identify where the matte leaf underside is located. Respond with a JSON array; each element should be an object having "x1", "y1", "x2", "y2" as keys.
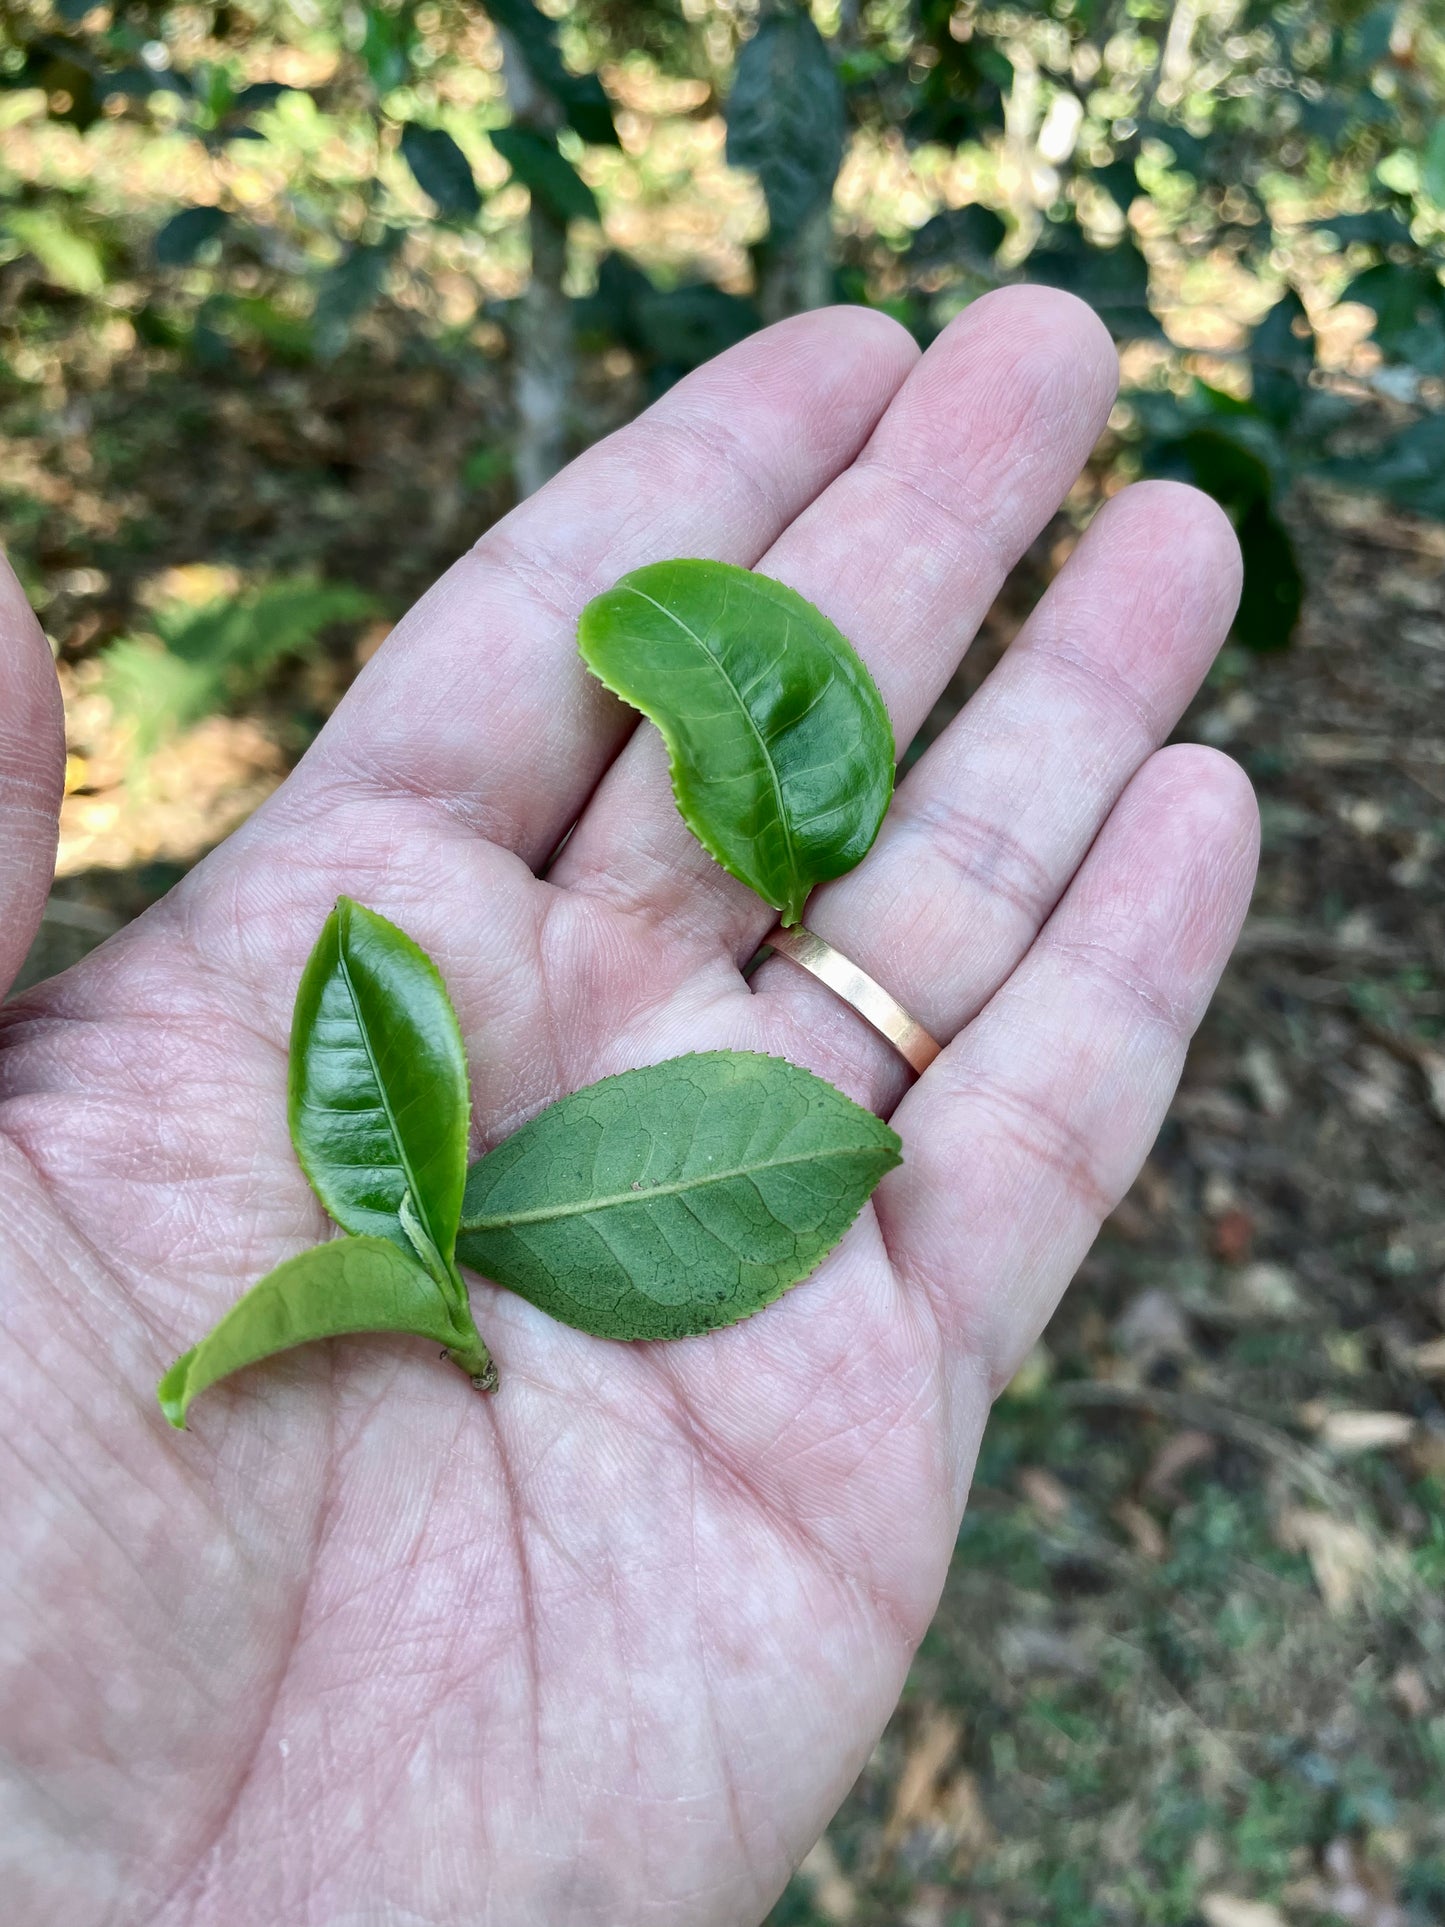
[
  {"x1": 157, "y1": 1235, "x2": 487, "y2": 1428},
  {"x1": 456, "y1": 1052, "x2": 900, "y2": 1341},
  {"x1": 578, "y1": 559, "x2": 894, "y2": 926}
]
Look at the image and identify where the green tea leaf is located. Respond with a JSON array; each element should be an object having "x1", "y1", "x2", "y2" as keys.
[
  {"x1": 157, "y1": 1235, "x2": 491, "y2": 1428},
  {"x1": 289, "y1": 898, "x2": 470, "y2": 1275},
  {"x1": 726, "y1": 10, "x2": 845, "y2": 240},
  {"x1": 456, "y1": 1052, "x2": 900, "y2": 1341},
  {"x1": 578, "y1": 559, "x2": 894, "y2": 925},
  {"x1": 481, "y1": 0, "x2": 619, "y2": 146},
  {"x1": 490, "y1": 127, "x2": 599, "y2": 226},
  {"x1": 154, "y1": 205, "x2": 229, "y2": 266},
  {"x1": 399, "y1": 122, "x2": 482, "y2": 219}
]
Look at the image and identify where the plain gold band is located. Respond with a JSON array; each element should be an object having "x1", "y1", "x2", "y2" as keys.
[{"x1": 763, "y1": 925, "x2": 942, "y2": 1076}]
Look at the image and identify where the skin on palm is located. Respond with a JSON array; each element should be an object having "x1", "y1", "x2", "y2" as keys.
[{"x1": 0, "y1": 291, "x2": 1258, "y2": 1926}]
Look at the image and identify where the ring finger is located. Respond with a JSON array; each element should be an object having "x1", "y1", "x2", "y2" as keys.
[{"x1": 750, "y1": 476, "x2": 1243, "y2": 1111}]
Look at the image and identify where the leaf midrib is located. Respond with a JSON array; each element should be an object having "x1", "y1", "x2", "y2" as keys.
[
  {"x1": 337, "y1": 931, "x2": 435, "y2": 1249},
  {"x1": 460, "y1": 1142, "x2": 890, "y2": 1232},
  {"x1": 622, "y1": 581, "x2": 797, "y2": 891}
]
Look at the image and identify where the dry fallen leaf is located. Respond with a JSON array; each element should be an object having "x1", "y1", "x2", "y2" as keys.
[
  {"x1": 1314, "y1": 1409, "x2": 1417, "y2": 1454},
  {"x1": 1227, "y1": 1262, "x2": 1303, "y2": 1321},
  {"x1": 883, "y1": 1709, "x2": 962, "y2": 1852},
  {"x1": 1144, "y1": 1428, "x2": 1218, "y2": 1499},
  {"x1": 796, "y1": 1837, "x2": 857, "y2": 1924},
  {"x1": 1390, "y1": 1664, "x2": 1430, "y2": 1719},
  {"x1": 1211, "y1": 1206, "x2": 1256, "y2": 1265},
  {"x1": 1408, "y1": 1336, "x2": 1445, "y2": 1377},
  {"x1": 1200, "y1": 1894, "x2": 1287, "y2": 1927},
  {"x1": 1290, "y1": 1837, "x2": 1409, "y2": 1927},
  {"x1": 1242, "y1": 1039, "x2": 1291, "y2": 1117},
  {"x1": 880, "y1": 1707, "x2": 995, "y2": 1876},
  {"x1": 1114, "y1": 1498, "x2": 1167, "y2": 1560},
  {"x1": 1114, "y1": 1287, "x2": 1194, "y2": 1367},
  {"x1": 1276, "y1": 1506, "x2": 1376, "y2": 1614},
  {"x1": 1017, "y1": 1466, "x2": 1070, "y2": 1521}
]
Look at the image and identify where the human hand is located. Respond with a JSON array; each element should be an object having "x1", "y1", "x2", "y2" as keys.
[{"x1": 0, "y1": 289, "x2": 1257, "y2": 1926}]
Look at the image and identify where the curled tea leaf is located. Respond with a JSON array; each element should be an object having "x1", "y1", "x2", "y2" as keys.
[
  {"x1": 157, "y1": 1235, "x2": 492, "y2": 1429},
  {"x1": 578, "y1": 558, "x2": 894, "y2": 926},
  {"x1": 456, "y1": 1051, "x2": 900, "y2": 1340}
]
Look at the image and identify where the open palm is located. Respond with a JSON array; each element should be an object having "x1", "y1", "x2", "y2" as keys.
[{"x1": 1, "y1": 292, "x2": 1257, "y2": 1926}]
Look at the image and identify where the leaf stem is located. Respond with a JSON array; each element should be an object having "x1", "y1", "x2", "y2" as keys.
[{"x1": 444, "y1": 1297, "x2": 497, "y2": 1392}]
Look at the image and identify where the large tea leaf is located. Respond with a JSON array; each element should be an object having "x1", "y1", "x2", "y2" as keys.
[
  {"x1": 456, "y1": 1052, "x2": 900, "y2": 1341},
  {"x1": 578, "y1": 559, "x2": 894, "y2": 926},
  {"x1": 288, "y1": 898, "x2": 470, "y2": 1270},
  {"x1": 157, "y1": 1236, "x2": 491, "y2": 1428},
  {"x1": 725, "y1": 10, "x2": 845, "y2": 240}
]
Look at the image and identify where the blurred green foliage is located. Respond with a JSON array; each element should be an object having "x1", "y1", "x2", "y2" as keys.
[
  {"x1": 98, "y1": 575, "x2": 376, "y2": 759},
  {"x1": 1, "y1": 0, "x2": 1443, "y2": 670}
]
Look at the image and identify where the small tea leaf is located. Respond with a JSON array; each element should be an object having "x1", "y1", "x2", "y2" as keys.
[
  {"x1": 157, "y1": 1235, "x2": 490, "y2": 1428},
  {"x1": 289, "y1": 899, "x2": 470, "y2": 1275},
  {"x1": 578, "y1": 559, "x2": 894, "y2": 925},
  {"x1": 456, "y1": 1052, "x2": 900, "y2": 1340}
]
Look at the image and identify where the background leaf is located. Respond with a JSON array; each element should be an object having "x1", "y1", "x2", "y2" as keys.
[
  {"x1": 456, "y1": 1052, "x2": 901, "y2": 1341},
  {"x1": 399, "y1": 121, "x2": 482, "y2": 219},
  {"x1": 578, "y1": 558, "x2": 894, "y2": 925},
  {"x1": 1232, "y1": 497, "x2": 1306, "y2": 652},
  {"x1": 725, "y1": 8, "x2": 845, "y2": 240},
  {"x1": 1027, "y1": 221, "x2": 1162, "y2": 340},
  {"x1": 3, "y1": 208, "x2": 105, "y2": 295},
  {"x1": 288, "y1": 898, "x2": 471, "y2": 1269},
  {"x1": 481, "y1": 0, "x2": 620, "y2": 146},
  {"x1": 154, "y1": 205, "x2": 229, "y2": 267},
  {"x1": 1250, "y1": 288, "x2": 1315, "y2": 427},
  {"x1": 95, "y1": 576, "x2": 376, "y2": 762},
  {"x1": 313, "y1": 236, "x2": 398, "y2": 357},
  {"x1": 1343, "y1": 262, "x2": 1445, "y2": 374},
  {"x1": 490, "y1": 126, "x2": 599, "y2": 225},
  {"x1": 157, "y1": 1234, "x2": 484, "y2": 1427}
]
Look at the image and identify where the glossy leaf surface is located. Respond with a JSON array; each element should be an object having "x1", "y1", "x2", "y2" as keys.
[
  {"x1": 456, "y1": 1052, "x2": 900, "y2": 1341},
  {"x1": 578, "y1": 559, "x2": 893, "y2": 926},
  {"x1": 288, "y1": 898, "x2": 470, "y2": 1268},
  {"x1": 157, "y1": 1235, "x2": 489, "y2": 1428}
]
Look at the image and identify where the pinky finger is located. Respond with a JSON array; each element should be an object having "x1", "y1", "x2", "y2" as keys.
[
  {"x1": 881, "y1": 744, "x2": 1259, "y2": 1391},
  {"x1": 0, "y1": 556, "x2": 63, "y2": 1000}
]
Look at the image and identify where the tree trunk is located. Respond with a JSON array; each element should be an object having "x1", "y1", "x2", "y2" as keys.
[
  {"x1": 756, "y1": 203, "x2": 834, "y2": 324},
  {"x1": 514, "y1": 203, "x2": 572, "y2": 498},
  {"x1": 499, "y1": 32, "x2": 576, "y2": 497}
]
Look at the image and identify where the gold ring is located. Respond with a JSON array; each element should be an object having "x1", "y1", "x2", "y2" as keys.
[{"x1": 763, "y1": 925, "x2": 942, "y2": 1076}]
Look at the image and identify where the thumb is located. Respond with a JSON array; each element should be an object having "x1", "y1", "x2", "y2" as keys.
[{"x1": 0, "y1": 553, "x2": 64, "y2": 1000}]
